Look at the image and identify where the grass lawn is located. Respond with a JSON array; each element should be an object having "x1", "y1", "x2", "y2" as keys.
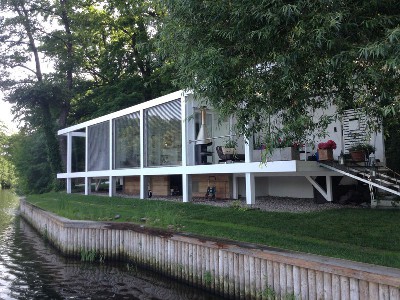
[{"x1": 25, "y1": 192, "x2": 400, "y2": 269}]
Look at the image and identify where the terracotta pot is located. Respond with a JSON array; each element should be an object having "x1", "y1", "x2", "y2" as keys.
[
  {"x1": 318, "y1": 149, "x2": 333, "y2": 161},
  {"x1": 350, "y1": 150, "x2": 365, "y2": 162}
]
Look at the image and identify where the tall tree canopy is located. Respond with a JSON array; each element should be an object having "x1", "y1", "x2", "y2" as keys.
[
  {"x1": 161, "y1": 0, "x2": 400, "y2": 144},
  {"x1": 0, "y1": 0, "x2": 175, "y2": 192}
]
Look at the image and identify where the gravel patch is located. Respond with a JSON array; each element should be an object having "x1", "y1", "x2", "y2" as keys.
[{"x1": 114, "y1": 193, "x2": 352, "y2": 213}]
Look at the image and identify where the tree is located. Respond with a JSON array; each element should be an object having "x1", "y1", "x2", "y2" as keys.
[
  {"x1": 160, "y1": 0, "x2": 400, "y2": 145},
  {"x1": 8, "y1": 130, "x2": 53, "y2": 194},
  {"x1": 0, "y1": 122, "x2": 17, "y2": 189}
]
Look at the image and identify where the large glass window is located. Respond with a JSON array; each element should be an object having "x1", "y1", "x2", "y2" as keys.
[
  {"x1": 88, "y1": 122, "x2": 110, "y2": 171},
  {"x1": 146, "y1": 100, "x2": 182, "y2": 166},
  {"x1": 114, "y1": 112, "x2": 140, "y2": 169}
]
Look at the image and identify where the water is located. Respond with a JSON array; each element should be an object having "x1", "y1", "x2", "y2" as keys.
[{"x1": 0, "y1": 190, "x2": 221, "y2": 299}]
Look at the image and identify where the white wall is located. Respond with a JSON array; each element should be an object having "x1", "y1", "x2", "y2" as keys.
[
  {"x1": 237, "y1": 176, "x2": 314, "y2": 199},
  {"x1": 268, "y1": 177, "x2": 314, "y2": 198}
]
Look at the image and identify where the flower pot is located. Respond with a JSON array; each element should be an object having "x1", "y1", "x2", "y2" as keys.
[
  {"x1": 318, "y1": 149, "x2": 333, "y2": 161},
  {"x1": 350, "y1": 150, "x2": 365, "y2": 162},
  {"x1": 268, "y1": 147, "x2": 300, "y2": 161},
  {"x1": 222, "y1": 147, "x2": 235, "y2": 155}
]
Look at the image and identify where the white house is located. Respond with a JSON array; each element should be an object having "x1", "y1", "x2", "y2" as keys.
[{"x1": 57, "y1": 90, "x2": 387, "y2": 204}]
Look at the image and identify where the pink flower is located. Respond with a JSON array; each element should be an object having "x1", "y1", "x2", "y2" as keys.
[{"x1": 318, "y1": 140, "x2": 336, "y2": 150}]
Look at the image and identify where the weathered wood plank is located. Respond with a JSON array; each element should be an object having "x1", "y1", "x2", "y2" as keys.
[
  {"x1": 332, "y1": 274, "x2": 341, "y2": 300},
  {"x1": 341, "y1": 276, "x2": 350, "y2": 300},
  {"x1": 350, "y1": 278, "x2": 359, "y2": 300},
  {"x1": 300, "y1": 268, "x2": 308, "y2": 300},
  {"x1": 308, "y1": 269, "x2": 316, "y2": 300},
  {"x1": 323, "y1": 272, "x2": 332, "y2": 300},
  {"x1": 316, "y1": 270, "x2": 324, "y2": 300}
]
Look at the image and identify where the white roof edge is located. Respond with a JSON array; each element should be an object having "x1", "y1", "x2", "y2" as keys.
[{"x1": 58, "y1": 90, "x2": 186, "y2": 135}]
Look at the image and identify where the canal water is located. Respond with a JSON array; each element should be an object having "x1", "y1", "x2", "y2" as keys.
[{"x1": 0, "y1": 190, "x2": 221, "y2": 299}]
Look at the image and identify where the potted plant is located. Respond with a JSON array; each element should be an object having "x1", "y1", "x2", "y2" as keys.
[
  {"x1": 348, "y1": 143, "x2": 375, "y2": 162},
  {"x1": 317, "y1": 140, "x2": 336, "y2": 161},
  {"x1": 222, "y1": 138, "x2": 237, "y2": 155},
  {"x1": 269, "y1": 138, "x2": 300, "y2": 161}
]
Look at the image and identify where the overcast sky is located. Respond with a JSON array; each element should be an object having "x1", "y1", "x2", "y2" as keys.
[{"x1": 0, "y1": 95, "x2": 18, "y2": 134}]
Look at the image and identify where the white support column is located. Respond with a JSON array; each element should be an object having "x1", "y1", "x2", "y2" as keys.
[
  {"x1": 245, "y1": 172, "x2": 255, "y2": 205},
  {"x1": 109, "y1": 119, "x2": 113, "y2": 171},
  {"x1": 182, "y1": 174, "x2": 192, "y2": 203},
  {"x1": 109, "y1": 176, "x2": 116, "y2": 197},
  {"x1": 85, "y1": 177, "x2": 91, "y2": 195},
  {"x1": 181, "y1": 93, "x2": 187, "y2": 167},
  {"x1": 85, "y1": 126, "x2": 89, "y2": 172},
  {"x1": 326, "y1": 175, "x2": 333, "y2": 202},
  {"x1": 244, "y1": 135, "x2": 253, "y2": 163},
  {"x1": 66, "y1": 178, "x2": 72, "y2": 194},
  {"x1": 140, "y1": 109, "x2": 145, "y2": 169},
  {"x1": 66, "y1": 132, "x2": 72, "y2": 193},
  {"x1": 140, "y1": 174, "x2": 149, "y2": 199},
  {"x1": 67, "y1": 132, "x2": 72, "y2": 174},
  {"x1": 232, "y1": 174, "x2": 239, "y2": 199}
]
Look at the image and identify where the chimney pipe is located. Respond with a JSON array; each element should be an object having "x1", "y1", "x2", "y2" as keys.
[{"x1": 195, "y1": 107, "x2": 212, "y2": 145}]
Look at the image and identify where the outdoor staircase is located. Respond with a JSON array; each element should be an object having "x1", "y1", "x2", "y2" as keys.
[{"x1": 319, "y1": 160, "x2": 400, "y2": 208}]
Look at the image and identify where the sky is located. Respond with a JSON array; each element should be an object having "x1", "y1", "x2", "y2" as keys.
[{"x1": 0, "y1": 95, "x2": 18, "y2": 134}]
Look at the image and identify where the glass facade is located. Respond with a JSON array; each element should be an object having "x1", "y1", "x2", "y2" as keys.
[
  {"x1": 88, "y1": 121, "x2": 110, "y2": 171},
  {"x1": 146, "y1": 100, "x2": 182, "y2": 166},
  {"x1": 114, "y1": 112, "x2": 140, "y2": 169}
]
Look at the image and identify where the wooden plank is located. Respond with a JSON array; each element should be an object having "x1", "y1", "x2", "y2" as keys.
[
  {"x1": 244, "y1": 255, "x2": 250, "y2": 298},
  {"x1": 279, "y1": 263, "x2": 287, "y2": 297},
  {"x1": 286, "y1": 264, "x2": 294, "y2": 297},
  {"x1": 358, "y1": 280, "x2": 369, "y2": 300},
  {"x1": 300, "y1": 268, "x2": 308, "y2": 300},
  {"x1": 293, "y1": 266, "x2": 301, "y2": 300},
  {"x1": 260, "y1": 259, "x2": 267, "y2": 300},
  {"x1": 255, "y1": 258, "x2": 262, "y2": 298},
  {"x1": 228, "y1": 251, "x2": 235, "y2": 298},
  {"x1": 223, "y1": 250, "x2": 229, "y2": 297},
  {"x1": 273, "y1": 261, "x2": 280, "y2": 297},
  {"x1": 332, "y1": 274, "x2": 341, "y2": 300},
  {"x1": 234, "y1": 253, "x2": 240, "y2": 299},
  {"x1": 379, "y1": 284, "x2": 389, "y2": 300},
  {"x1": 389, "y1": 286, "x2": 400, "y2": 300},
  {"x1": 266, "y1": 260, "x2": 274, "y2": 293},
  {"x1": 218, "y1": 249, "x2": 225, "y2": 297},
  {"x1": 341, "y1": 276, "x2": 350, "y2": 300},
  {"x1": 315, "y1": 270, "x2": 324, "y2": 300},
  {"x1": 239, "y1": 254, "x2": 245, "y2": 299},
  {"x1": 323, "y1": 272, "x2": 332, "y2": 300},
  {"x1": 248, "y1": 256, "x2": 255, "y2": 299},
  {"x1": 349, "y1": 278, "x2": 359, "y2": 300},
  {"x1": 308, "y1": 269, "x2": 316, "y2": 300}
]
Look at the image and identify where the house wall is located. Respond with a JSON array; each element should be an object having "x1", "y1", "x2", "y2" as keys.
[
  {"x1": 150, "y1": 175, "x2": 170, "y2": 196},
  {"x1": 268, "y1": 177, "x2": 314, "y2": 198},
  {"x1": 123, "y1": 176, "x2": 140, "y2": 195},
  {"x1": 238, "y1": 176, "x2": 314, "y2": 199},
  {"x1": 192, "y1": 174, "x2": 231, "y2": 199}
]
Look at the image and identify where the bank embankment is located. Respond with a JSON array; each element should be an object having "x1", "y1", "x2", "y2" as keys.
[{"x1": 20, "y1": 199, "x2": 400, "y2": 299}]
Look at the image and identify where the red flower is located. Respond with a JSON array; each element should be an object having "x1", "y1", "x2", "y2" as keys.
[{"x1": 318, "y1": 140, "x2": 336, "y2": 150}]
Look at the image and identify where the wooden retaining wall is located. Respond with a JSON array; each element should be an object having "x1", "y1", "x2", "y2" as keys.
[{"x1": 20, "y1": 200, "x2": 400, "y2": 300}]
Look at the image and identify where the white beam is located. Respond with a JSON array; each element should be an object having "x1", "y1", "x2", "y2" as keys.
[{"x1": 306, "y1": 176, "x2": 330, "y2": 201}]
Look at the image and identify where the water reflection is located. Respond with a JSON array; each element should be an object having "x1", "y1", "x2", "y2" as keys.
[{"x1": 0, "y1": 191, "x2": 221, "y2": 299}]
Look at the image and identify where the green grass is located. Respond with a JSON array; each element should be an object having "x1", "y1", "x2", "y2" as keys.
[{"x1": 26, "y1": 192, "x2": 400, "y2": 269}]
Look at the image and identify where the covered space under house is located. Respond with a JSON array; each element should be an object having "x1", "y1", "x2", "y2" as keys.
[{"x1": 58, "y1": 90, "x2": 399, "y2": 206}]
